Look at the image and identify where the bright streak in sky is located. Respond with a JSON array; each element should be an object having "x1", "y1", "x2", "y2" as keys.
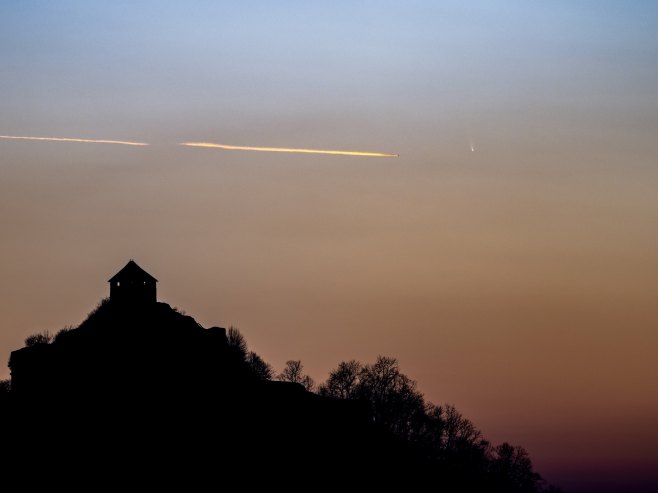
[
  {"x1": 0, "y1": 135, "x2": 149, "y2": 146},
  {"x1": 180, "y1": 142, "x2": 399, "y2": 157}
]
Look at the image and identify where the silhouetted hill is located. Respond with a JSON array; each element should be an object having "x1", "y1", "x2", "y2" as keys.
[
  {"x1": 10, "y1": 299, "x2": 242, "y2": 399},
  {"x1": 1, "y1": 299, "x2": 405, "y2": 489},
  {"x1": 1, "y1": 298, "x2": 560, "y2": 491}
]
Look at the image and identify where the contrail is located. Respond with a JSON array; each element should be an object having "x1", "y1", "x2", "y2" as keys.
[
  {"x1": 0, "y1": 135, "x2": 149, "y2": 146},
  {"x1": 180, "y1": 142, "x2": 399, "y2": 157},
  {"x1": 0, "y1": 135, "x2": 398, "y2": 155}
]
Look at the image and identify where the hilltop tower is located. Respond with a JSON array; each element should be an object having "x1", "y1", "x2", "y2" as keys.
[{"x1": 108, "y1": 260, "x2": 157, "y2": 304}]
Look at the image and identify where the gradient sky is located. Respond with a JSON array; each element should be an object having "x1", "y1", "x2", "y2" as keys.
[{"x1": 1, "y1": 2, "x2": 658, "y2": 491}]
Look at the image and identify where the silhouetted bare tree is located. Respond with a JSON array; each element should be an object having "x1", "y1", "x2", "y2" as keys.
[
  {"x1": 25, "y1": 331, "x2": 53, "y2": 347},
  {"x1": 247, "y1": 351, "x2": 274, "y2": 380},
  {"x1": 278, "y1": 360, "x2": 314, "y2": 391},
  {"x1": 358, "y1": 356, "x2": 426, "y2": 437},
  {"x1": 442, "y1": 404, "x2": 483, "y2": 453},
  {"x1": 490, "y1": 442, "x2": 542, "y2": 493},
  {"x1": 414, "y1": 402, "x2": 446, "y2": 452},
  {"x1": 227, "y1": 326, "x2": 247, "y2": 360},
  {"x1": 318, "y1": 360, "x2": 362, "y2": 399}
]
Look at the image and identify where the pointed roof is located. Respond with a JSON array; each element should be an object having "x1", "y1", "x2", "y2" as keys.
[{"x1": 108, "y1": 260, "x2": 158, "y2": 283}]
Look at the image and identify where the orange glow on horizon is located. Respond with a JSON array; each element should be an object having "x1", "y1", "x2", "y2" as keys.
[
  {"x1": 180, "y1": 142, "x2": 399, "y2": 157},
  {"x1": 0, "y1": 135, "x2": 149, "y2": 146}
]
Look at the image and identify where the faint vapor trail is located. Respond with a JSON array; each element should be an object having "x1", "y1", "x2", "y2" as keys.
[
  {"x1": 0, "y1": 135, "x2": 149, "y2": 146},
  {"x1": 180, "y1": 142, "x2": 399, "y2": 157}
]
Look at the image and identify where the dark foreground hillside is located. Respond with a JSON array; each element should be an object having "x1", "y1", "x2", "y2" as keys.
[
  {"x1": 1, "y1": 298, "x2": 559, "y2": 491},
  {"x1": 1, "y1": 300, "x2": 414, "y2": 488}
]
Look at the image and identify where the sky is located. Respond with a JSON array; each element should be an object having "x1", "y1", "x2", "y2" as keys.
[{"x1": 1, "y1": 1, "x2": 658, "y2": 491}]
